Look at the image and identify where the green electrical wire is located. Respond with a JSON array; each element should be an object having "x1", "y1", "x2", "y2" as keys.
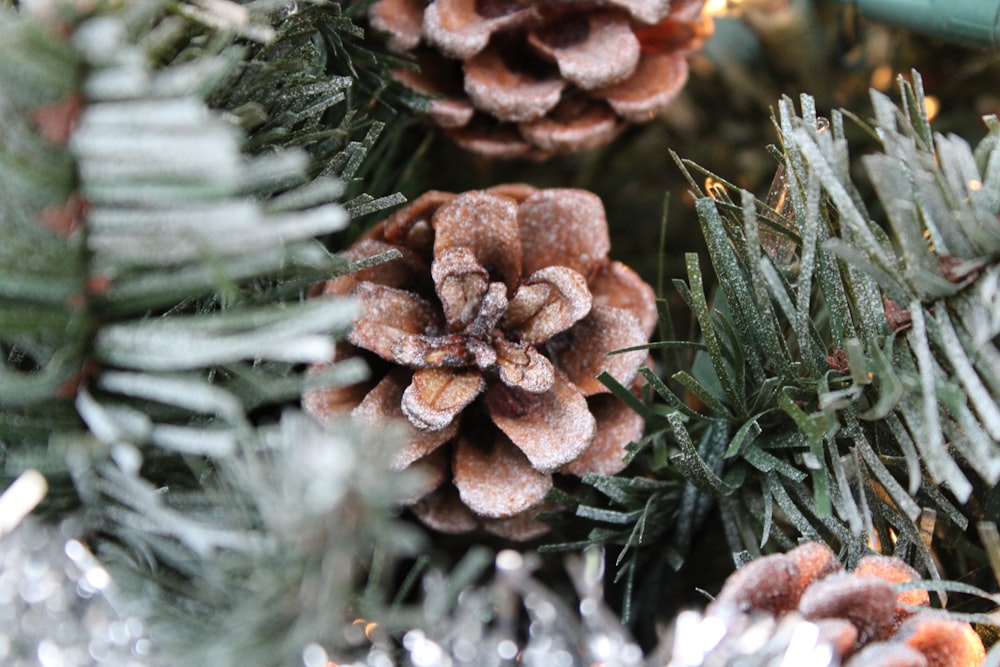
[{"x1": 835, "y1": 0, "x2": 1000, "y2": 49}]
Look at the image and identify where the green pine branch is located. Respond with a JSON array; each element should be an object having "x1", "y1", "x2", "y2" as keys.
[
  {"x1": 1, "y1": 2, "x2": 428, "y2": 664},
  {"x1": 550, "y1": 72, "x2": 1000, "y2": 627},
  {"x1": 204, "y1": 0, "x2": 421, "y2": 210}
]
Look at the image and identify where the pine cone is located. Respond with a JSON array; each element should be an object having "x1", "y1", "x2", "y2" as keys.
[
  {"x1": 370, "y1": 0, "x2": 711, "y2": 158},
  {"x1": 685, "y1": 542, "x2": 986, "y2": 667},
  {"x1": 304, "y1": 185, "x2": 656, "y2": 539}
]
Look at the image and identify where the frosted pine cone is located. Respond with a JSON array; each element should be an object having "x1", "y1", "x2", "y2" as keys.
[
  {"x1": 672, "y1": 542, "x2": 986, "y2": 667},
  {"x1": 304, "y1": 185, "x2": 656, "y2": 539},
  {"x1": 370, "y1": 0, "x2": 711, "y2": 158}
]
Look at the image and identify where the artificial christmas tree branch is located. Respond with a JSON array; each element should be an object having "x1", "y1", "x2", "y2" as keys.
[
  {"x1": 551, "y1": 72, "x2": 1000, "y2": 635},
  {"x1": 713, "y1": 71, "x2": 998, "y2": 554},
  {"x1": 4, "y1": 0, "x2": 1000, "y2": 664},
  {"x1": 0, "y1": 2, "x2": 431, "y2": 664}
]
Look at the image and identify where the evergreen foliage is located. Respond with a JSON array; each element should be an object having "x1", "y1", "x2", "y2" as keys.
[
  {"x1": 203, "y1": 0, "x2": 419, "y2": 208},
  {"x1": 2, "y1": 0, "x2": 1000, "y2": 664},
  {"x1": 1, "y1": 0, "x2": 357, "y2": 502},
  {"x1": 0, "y1": 2, "x2": 424, "y2": 664},
  {"x1": 565, "y1": 73, "x2": 1000, "y2": 627}
]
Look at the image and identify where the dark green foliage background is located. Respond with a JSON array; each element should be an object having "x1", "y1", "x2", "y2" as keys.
[{"x1": 3, "y1": 0, "x2": 1000, "y2": 663}]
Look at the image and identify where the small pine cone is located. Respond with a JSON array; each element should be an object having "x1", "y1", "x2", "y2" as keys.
[
  {"x1": 708, "y1": 541, "x2": 843, "y2": 617},
  {"x1": 701, "y1": 543, "x2": 985, "y2": 665},
  {"x1": 371, "y1": 0, "x2": 712, "y2": 158},
  {"x1": 304, "y1": 185, "x2": 657, "y2": 539}
]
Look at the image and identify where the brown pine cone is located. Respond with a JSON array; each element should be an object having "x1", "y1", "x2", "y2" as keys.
[
  {"x1": 369, "y1": 0, "x2": 712, "y2": 158},
  {"x1": 701, "y1": 543, "x2": 986, "y2": 666},
  {"x1": 304, "y1": 185, "x2": 657, "y2": 539}
]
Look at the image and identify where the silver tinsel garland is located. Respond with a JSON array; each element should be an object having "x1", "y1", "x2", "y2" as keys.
[
  {"x1": 0, "y1": 516, "x2": 151, "y2": 666},
  {"x1": 663, "y1": 610, "x2": 836, "y2": 667},
  {"x1": 313, "y1": 545, "x2": 841, "y2": 667}
]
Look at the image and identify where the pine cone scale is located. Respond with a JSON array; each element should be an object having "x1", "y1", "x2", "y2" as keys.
[
  {"x1": 354, "y1": 370, "x2": 461, "y2": 470},
  {"x1": 506, "y1": 265, "x2": 592, "y2": 343},
  {"x1": 518, "y1": 99, "x2": 620, "y2": 152},
  {"x1": 347, "y1": 282, "x2": 444, "y2": 362},
  {"x1": 402, "y1": 367, "x2": 486, "y2": 430},
  {"x1": 560, "y1": 392, "x2": 645, "y2": 475},
  {"x1": 463, "y1": 49, "x2": 565, "y2": 122},
  {"x1": 547, "y1": 306, "x2": 648, "y2": 395},
  {"x1": 369, "y1": 0, "x2": 425, "y2": 51},
  {"x1": 798, "y1": 574, "x2": 898, "y2": 648},
  {"x1": 432, "y1": 191, "x2": 522, "y2": 289},
  {"x1": 453, "y1": 433, "x2": 552, "y2": 517},
  {"x1": 493, "y1": 337, "x2": 555, "y2": 392},
  {"x1": 517, "y1": 188, "x2": 610, "y2": 276},
  {"x1": 485, "y1": 370, "x2": 595, "y2": 472},
  {"x1": 432, "y1": 246, "x2": 490, "y2": 331},
  {"x1": 529, "y1": 12, "x2": 641, "y2": 90},
  {"x1": 424, "y1": 0, "x2": 540, "y2": 59},
  {"x1": 589, "y1": 260, "x2": 658, "y2": 336},
  {"x1": 595, "y1": 51, "x2": 688, "y2": 122}
]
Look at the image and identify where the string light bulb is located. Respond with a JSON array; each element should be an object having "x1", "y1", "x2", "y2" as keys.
[{"x1": 832, "y1": 0, "x2": 1000, "y2": 49}]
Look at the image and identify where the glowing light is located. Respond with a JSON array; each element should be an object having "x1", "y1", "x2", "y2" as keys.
[
  {"x1": 870, "y1": 65, "x2": 893, "y2": 91},
  {"x1": 365, "y1": 622, "x2": 379, "y2": 640},
  {"x1": 496, "y1": 549, "x2": 524, "y2": 571},
  {"x1": 705, "y1": 177, "x2": 728, "y2": 201},
  {"x1": 86, "y1": 565, "x2": 112, "y2": 590},
  {"x1": 922, "y1": 227, "x2": 936, "y2": 252},
  {"x1": 778, "y1": 621, "x2": 818, "y2": 667},
  {"x1": 704, "y1": 0, "x2": 730, "y2": 15},
  {"x1": 672, "y1": 611, "x2": 727, "y2": 664},
  {"x1": 497, "y1": 640, "x2": 518, "y2": 660},
  {"x1": 970, "y1": 179, "x2": 983, "y2": 191},
  {"x1": 924, "y1": 95, "x2": 940, "y2": 122},
  {"x1": 918, "y1": 509, "x2": 936, "y2": 550},
  {"x1": 302, "y1": 643, "x2": 329, "y2": 667},
  {"x1": 0, "y1": 469, "x2": 47, "y2": 536},
  {"x1": 702, "y1": 0, "x2": 750, "y2": 17}
]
